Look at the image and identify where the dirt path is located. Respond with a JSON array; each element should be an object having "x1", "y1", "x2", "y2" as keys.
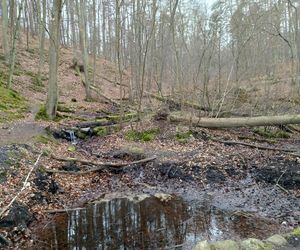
[
  {"x1": 0, "y1": 121, "x2": 46, "y2": 146},
  {"x1": 0, "y1": 104, "x2": 46, "y2": 146}
]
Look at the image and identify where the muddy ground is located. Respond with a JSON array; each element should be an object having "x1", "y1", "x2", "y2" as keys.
[{"x1": 0, "y1": 118, "x2": 300, "y2": 249}]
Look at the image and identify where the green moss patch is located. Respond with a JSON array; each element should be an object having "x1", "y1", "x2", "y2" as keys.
[
  {"x1": 176, "y1": 129, "x2": 193, "y2": 143},
  {"x1": 291, "y1": 227, "x2": 300, "y2": 236},
  {"x1": 35, "y1": 105, "x2": 49, "y2": 120},
  {"x1": 106, "y1": 113, "x2": 137, "y2": 122},
  {"x1": 0, "y1": 84, "x2": 28, "y2": 123},
  {"x1": 57, "y1": 104, "x2": 74, "y2": 113},
  {"x1": 35, "y1": 134, "x2": 58, "y2": 144},
  {"x1": 254, "y1": 127, "x2": 290, "y2": 139},
  {"x1": 126, "y1": 128, "x2": 159, "y2": 142},
  {"x1": 93, "y1": 126, "x2": 108, "y2": 137}
]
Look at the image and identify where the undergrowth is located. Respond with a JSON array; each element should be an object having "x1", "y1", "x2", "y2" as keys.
[
  {"x1": 0, "y1": 83, "x2": 28, "y2": 123},
  {"x1": 254, "y1": 127, "x2": 290, "y2": 139},
  {"x1": 176, "y1": 129, "x2": 193, "y2": 143},
  {"x1": 35, "y1": 105, "x2": 49, "y2": 120},
  {"x1": 126, "y1": 128, "x2": 159, "y2": 142}
]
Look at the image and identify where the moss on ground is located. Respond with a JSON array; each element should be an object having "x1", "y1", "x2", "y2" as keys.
[
  {"x1": 176, "y1": 129, "x2": 193, "y2": 143},
  {"x1": 106, "y1": 113, "x2": 137, "y2": 122},
  {"x1": 126, "y1": 128, "x2": 159, "y2": 142},
  {"x1": 254, "y1": 127, "x2": 290, "y2": 139},
  {"x1": 291, "y1": 227, "x2": 300, "y2": 236},
  {"x1": 35, "y1": 134, "x2": 58, "y2": 144},
  {"x1": 0, "y1": 84, "x2": 28, "y2": 123},
  {"x1": 93, "y1": 126, "x2": 108, "y2": 137},
  {"x1": 35, "y1": 105, "x2": 49, "y2": 120},
  {"x1": 57, "y1": 104, "x2": 74, "y2": 113}
]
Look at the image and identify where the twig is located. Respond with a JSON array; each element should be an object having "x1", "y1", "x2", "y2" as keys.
[
  {"x1": 275, "y1": 184, "x2": 289, "y2": 194},
  {"x1": 46, "y1": 156, "x2": 157, "y2": 174},
  {"x1": 275, "y1": 170, "x2": 289, "y2": 194},
  {"x1": 213, "y1": 138, "x2": 298, "y2": 154},
  {"x1": 0, "y1": 152, "x2": 43, "y2": 219},
  {"x1": 44, "y1": 208, "x2": 85, "y2": 213}
]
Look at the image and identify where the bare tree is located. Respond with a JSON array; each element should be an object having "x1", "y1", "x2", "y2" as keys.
[{"x1": 46, "y1": 0, "x2": 63, "y2": 119}]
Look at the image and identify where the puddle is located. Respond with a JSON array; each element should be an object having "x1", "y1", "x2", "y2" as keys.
[{"x1": 35, "y1": 194, "x2": 282, "y2": 249}]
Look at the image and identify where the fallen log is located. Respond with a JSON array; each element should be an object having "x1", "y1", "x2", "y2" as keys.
[
  {"x1": 170, "y1": 114, "x2": 300, "y2": 128},
  {"x1": 46, "y1": 156, "x2": 157, "y2": 174}
]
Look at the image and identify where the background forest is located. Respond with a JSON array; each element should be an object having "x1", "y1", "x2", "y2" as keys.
[{"x1": 1, "y1": 0, "x2": 300, "y2": 119}]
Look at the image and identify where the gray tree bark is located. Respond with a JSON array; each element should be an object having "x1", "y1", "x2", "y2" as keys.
[
  {"x1": 1, "y1": 0, "x2": 9, "y2": 63},
  {"x1": 170, "y1": 114, "x2": 300, "y2": 128},
  {"x1": 46, "y1": 0, "x2": 63, "y2": 119}
]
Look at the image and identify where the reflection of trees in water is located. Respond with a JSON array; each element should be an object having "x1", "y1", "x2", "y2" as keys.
[{"x1": 38, "y1": 197, "x2": 280, "y2": 249}]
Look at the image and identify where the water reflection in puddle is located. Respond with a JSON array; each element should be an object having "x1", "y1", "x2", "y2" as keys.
[{"x1": 36, "y1": 194, "x2": 281, "y2": 249}]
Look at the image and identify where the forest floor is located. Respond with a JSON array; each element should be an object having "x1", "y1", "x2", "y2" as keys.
[{"x1": 0, "y1": 41, "x2": 300, "y2": 249}]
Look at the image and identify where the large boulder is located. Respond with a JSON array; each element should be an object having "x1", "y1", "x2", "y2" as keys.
[
  {"x1": 213, "y1": 240, "x2": 239, "y2": 250},
  {"x1": 266, "y1": 234, "x2": 287, "y2": 247},
  {"x1": 240, "y1": 238, "x2": 271, "y2": 250},
  {"x1": 193, "y1": 241, "x2": 212, "y2": 250}
]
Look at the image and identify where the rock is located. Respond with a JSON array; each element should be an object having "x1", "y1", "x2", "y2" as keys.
[
  {"x1": 266, "y1": 234, "x2": 287, "y2": 246},
  {"x1": 193, "y1": 241, "x2": 212, "y2": 250},
  {"x1": 67, "y1": 145, "x2": 76, "y2": 152},
  {"x1": 52, "y1": 129, "x2": 77, "y2": 141},
  {"x1": 0, "y1": 202, "x2": 33, "y2": 229},
  {"x1": 240, "y1": 238, "x2": 270, "y2": 250},
  {"x1": 80, "y1": 127, "x2": 91, "y2": 133},
  {"x1": 212, "y1": 240, "x2": 239, "y2": 250},
  {"x1": 286, "y1": 234, "x2": 300, "y2": 247}
]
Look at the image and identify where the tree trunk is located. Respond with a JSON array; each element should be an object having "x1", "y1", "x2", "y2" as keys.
[
  {"x1": 46, "y1": 0, "x2": 63, "y2": 119},
  {"x1": 7, "y1": 0, "x2": 23, "y2": 89},
  {"x1": 1, "y1": 0, "x2": 9, "y2": 63},
  {"x1": 77, "y1": 0, "x2": 91, "y2": 100},
  {"x1": 170, "y1": 114, "x2": 300, "y2": 128},
  {"x1": 37, "y1": 0, "x2": 46, "y2": 82}
]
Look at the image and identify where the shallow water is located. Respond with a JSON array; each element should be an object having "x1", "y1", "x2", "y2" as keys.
[{"x1": 36, "y1": 194, "x2": 282, "y2": 250}]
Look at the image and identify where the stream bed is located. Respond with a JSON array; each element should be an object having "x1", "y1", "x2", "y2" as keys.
[{"x1": 34, "y1": 193, "x2": 283, "y2": 250}]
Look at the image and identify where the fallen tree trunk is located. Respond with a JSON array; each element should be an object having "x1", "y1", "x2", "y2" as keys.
[{"x1": 170, "y1": 114, "x2": 300, "y2": 128}]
